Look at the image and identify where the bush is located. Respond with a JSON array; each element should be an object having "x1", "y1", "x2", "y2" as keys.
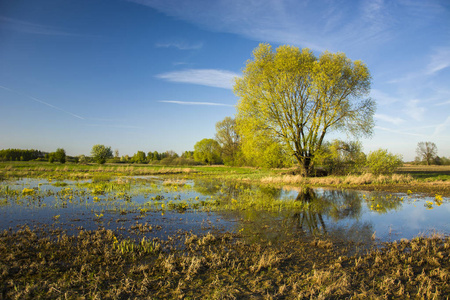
[
  {"x1": 54, "y1": 148, "x2": 66, "y2": 164},
  {"x1": 91, "y1": 145, "x2": 113, "y2": 164},
  {"x1": 366, "y1": 149, "x2": 403, "y2": 175}
]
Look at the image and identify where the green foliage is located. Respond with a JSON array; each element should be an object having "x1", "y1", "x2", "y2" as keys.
[
  {"x1": 48, "y1": 153, "x2": 55, "y2": 163},
  {"x1": 91, "y1": 145, "x2": 113, "y2": 164},
  {"x1": 0, "y1": 149, "x2": 44, "y2": 161},
  {"x1": 132, "y1": 151, "x2": 147, "y2": 164},
  {"x1": 54, "y1": 148, "x2": 66, "y2": 164},
  {"x1": 366, "y1": 149, "x2": 403, "y2": 175},
  {"x1": 215, "y1": 117, "x2": 243, "y2": 166},
  {"x1": 147, "y1": 151, "x2": 160, "y2": 161},
  {"x1": 314, "y1": 140, "x2": 366, "y2": 175},
  {"x1": 181, "y1": 151, "x2": 194, "y2": 160},
  {"x1": 234, "y1": 43, "x2": 375, "y2": 174},
  {"x1": 78, "y1": 155, "x2": 87, "y2": 164},
  {"x1": 194, "y1": 139, "x2": 222, "y2": 165},
  {"x1": 434, "y1": 156, "x2": 450, "y2": 166}
]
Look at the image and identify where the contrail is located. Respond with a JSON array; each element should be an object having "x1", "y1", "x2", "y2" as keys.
[{"x1": 0, "y1": 85, "x2": 85, "y2": 120}]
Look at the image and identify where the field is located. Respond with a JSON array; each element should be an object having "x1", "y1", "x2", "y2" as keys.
[{"x1": 1, "y1": 162, "x2": 450, "y2": 299}]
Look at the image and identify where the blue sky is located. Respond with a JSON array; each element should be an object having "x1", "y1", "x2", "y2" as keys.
[{"x1": 1, "y1": 0, "x2": 449, "y2": 161}]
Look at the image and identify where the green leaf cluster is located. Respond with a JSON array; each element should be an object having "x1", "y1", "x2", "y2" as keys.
[
  {"x1": 91, "y1": 145, "x2": 113, "y2": 164},
  {"x1": 366, "y1": 149, "x2": 403, "y2": 175},
  {"x1": 194, "y1": 139, "x2": 222, "y2": 165}
]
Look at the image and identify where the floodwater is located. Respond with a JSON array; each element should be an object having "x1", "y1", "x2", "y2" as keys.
[{"x1": 1, "y1": 177, "x2": 449, "y2": 248}]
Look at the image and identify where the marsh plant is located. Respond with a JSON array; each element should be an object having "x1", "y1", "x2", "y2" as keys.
[{"x1": 1, "y1": 226, "x2": 450, "y2": 299}]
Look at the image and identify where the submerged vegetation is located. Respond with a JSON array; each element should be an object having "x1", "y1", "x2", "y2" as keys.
[
  {"x1": 1, "y1": 161, "x2": 448, "y2": 196},
  {"x1": 0, "y1": 162, "x2": 449, "y2": 298}
]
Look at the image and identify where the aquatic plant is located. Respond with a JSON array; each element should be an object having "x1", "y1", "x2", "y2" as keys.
[{"x1": 21, "y1": 188, "x2": 35, "y2": 195}]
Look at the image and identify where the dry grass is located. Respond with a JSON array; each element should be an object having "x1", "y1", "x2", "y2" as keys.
[
  {"x1": 2, "y1": 225, "x2": 450, "y2": 299},
  {"x1": 261, "y1": 173, "x2": 414, "y2": 186}
]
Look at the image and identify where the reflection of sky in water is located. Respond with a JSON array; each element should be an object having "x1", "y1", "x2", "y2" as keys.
[{"x1": 1, "y1": 178, "x2": 449, "y2": 245}]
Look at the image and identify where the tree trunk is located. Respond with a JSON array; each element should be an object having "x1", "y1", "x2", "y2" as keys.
[{"x1": 302, "y1": 156, "x2": 313, "y2": 176}]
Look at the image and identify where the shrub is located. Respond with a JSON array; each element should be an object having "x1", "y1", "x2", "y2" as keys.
[
  {"x1": 91, "y1": 145, "x2": 113, "y2": 164},
  {"x1": 366, "y1": 149, "x2": 403, "y2": 175},
  {"x1": 54, "y1": 148, "x2": 66, "y2": 164}
]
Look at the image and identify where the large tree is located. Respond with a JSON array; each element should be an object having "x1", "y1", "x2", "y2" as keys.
[
  {"x1": 416, "y1": 141, "x2": 437, "y2": 165},
  {"x1": 234, "y1": 44, "x2": 375, "y2": 174}
]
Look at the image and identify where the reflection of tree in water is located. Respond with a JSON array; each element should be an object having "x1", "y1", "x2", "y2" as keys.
[
  {"x1": 194, "y1": 180, "x2": 381, "y2": 246},
  {"x1": 283, "y1": 188, "x2": 375, "y2": 250},
  {"x1": 364, "y1": 192, "x2": 403, "y2": 214},
  {"x1": 193, "y1": 178, "x2": 282, "y2": 200},
  {"x1": 319, "y1": 189, "x2": 363, "y2": 221},
  {"x1": 193, "y1": 178, "x2": 222, "y2": 196},
  {"x1": 292, "y1": 188, "x2": 329, "y2": 235},
  {"x1": 287, "y1": 188, "x2": 363, "y2": 235}
]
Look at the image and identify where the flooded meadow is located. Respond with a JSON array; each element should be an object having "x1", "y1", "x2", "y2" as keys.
[
  {"x1": 1, "y1": 176, "x2": 448, "y2": 244},
  {"x1": 1, "y1": 175, "x2": 450, "y2": 298}
]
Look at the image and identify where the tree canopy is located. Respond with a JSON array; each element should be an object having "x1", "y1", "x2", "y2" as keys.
[
  {"x1": 234, "y1": 43, "x2": 375, "y2": 174},
  {"x1": 194, "y1": 139, "x2": 222, "y2": 165},
  {"x1": 91, "y1": 144, "x2": 113, "y2": 164},
  {"x1": 215, "y1": 117, "x2": 242, "y2": 166}
]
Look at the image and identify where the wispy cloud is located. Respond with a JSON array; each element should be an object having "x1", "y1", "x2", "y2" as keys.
[
  {"x1": 129, "y1": 0, "x2": 443, "y2": 51},
  {"x1": 375, "y1": 114, "x2": 405, "y2": 125},
  {"x1": 0, "y1": 85, "x2": 85, "y2": 119},
  {"x1": 432, "y1": 115, "x2": 450, "y2": 137},
  {"x1": 159, "y1": 100, "x2": 234, "y2": 107},
  {"x1": 156, "y1": 69, "x2": 240, "y2": 89},
  {"x1": 0, "y1": 17, "x2": 83, "y2": 37},
  {"x1": 85, "y1": 124, "x2": 144, "y2": 129},
  {"x1": 436, "y1": 100, "x2": 450, "y2": 106},
  {"x1": 389, "y1": 47, "x2": 450, "y2": 84},
  {"x1": 370, "y1": 89, "x2": 400, "y2": 105},
  {"x1": 403, "y1": 99, "x2": 426, "y2": 121},
  {"x1": 426, "y1": 47, "x2": 450, "y2": 75},
  {"x1": 155, "y1": 41, "x2": 203, "y2": 50},
  {"x1": 375, "y1": 126, "x2": 424, "y2": 137}
]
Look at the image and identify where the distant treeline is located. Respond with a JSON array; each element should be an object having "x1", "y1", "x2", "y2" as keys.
[
  {"x1": 0, "y1": 149, "x2": 46, "y2": 162},
  {"x1": 112, "y1": 150, "x2": 200, "y2": 166}
]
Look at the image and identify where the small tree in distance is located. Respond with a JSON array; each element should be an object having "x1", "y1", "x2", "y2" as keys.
[
  {"x1": 215, "y1": 117, "x2": 242, "y2": 166},
  {"x1": 54, "y1": 148, "x2": 66, "y2": 164},
  {"x1": 133, "y1": 151, "x2": 147, "y2": 164},
  {"x1": 91, "y1": 144, "x2": 113, "y2": 164},
  {"x1": 194, "y1": 139, "x2": 222, "y2": 165},
  {"x1": 416, "y1": 142, "x2": 437, "y2": 165}
]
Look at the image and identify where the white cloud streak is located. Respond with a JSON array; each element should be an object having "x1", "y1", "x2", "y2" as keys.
[
  {"x1": 156, "y1": 69, "x2": 240, "y2": 89},
  {"x1": 426, "y1": 47, "x2": 450, "y2": 75},
  {"x1": 155, "y1": 41, "x2": 203, "y2": 50},
  {"x1": 375, "y1": 114, "x2": 405, "y2": 125},
  {"x1": 0, "y1": 17, "x2": 85, "y2": 37},
  {"x1": 0, "y1": 85, "x2": 85, "y2": 120},
  {"x1": 432, "y1": 116, "x2": 450, "y2": 137},
  {"x1": 159, "y1": 100, "x2": 234, "y2": 107},
  {"x1": 375, "y1": 126, "x2": 424, "y2": 137},
  {"x1": 129, "y1": 0, "x2": 444, "y2": 51}
]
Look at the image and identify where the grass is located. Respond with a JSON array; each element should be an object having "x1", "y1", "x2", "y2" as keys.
[
  {"x1": 1, "y1": 226, "x2": 450, "y2": 299},
  {"x1": 1, "y1": 162, "x2": 450, "y2": 298},
  {"x1": 397, "y1": 164, "x2": 450, "y2": 182}
]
